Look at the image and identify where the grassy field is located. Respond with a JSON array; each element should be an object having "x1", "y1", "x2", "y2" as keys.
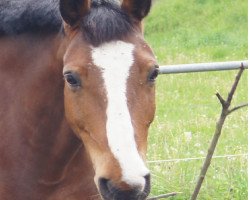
[{"x1": 144, "y1": 0, "x2": 248, "y2": 199}]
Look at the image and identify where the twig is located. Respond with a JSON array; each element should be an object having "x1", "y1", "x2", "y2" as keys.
[
  {"x1": 216, "y1": 93, "x2": 226, "y2": 107},
  {"x1": 147, "y1": 192, "x2": 181, "y2": 200},
  {"x1": 228, "y1": 103, "x2": 248, "y2": 115},
  {"x1": 190, "y1": 65, "x2": 247, "y2": 200},
  {"x1": 225, "y1": 63, "x2": 245, "y2": 105}
]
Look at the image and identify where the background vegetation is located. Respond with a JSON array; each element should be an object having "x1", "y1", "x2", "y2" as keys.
[{"x1": 144, "y1": 0, "x2": 248, "y2": 199}]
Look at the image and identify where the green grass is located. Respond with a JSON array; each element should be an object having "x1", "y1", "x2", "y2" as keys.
[
  {"x1": 145, "y1": 0, "x2": 247, "y2": 64},
  {"x1": 144, "y1": 0, "x2": 248, "y2": 199}
]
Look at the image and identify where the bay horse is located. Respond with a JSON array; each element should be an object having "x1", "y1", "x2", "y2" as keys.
[{"x1": 0, "y1": 0, "x2": 159, "y2": 199}]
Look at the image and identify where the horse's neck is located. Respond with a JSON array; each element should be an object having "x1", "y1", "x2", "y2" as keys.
[{"x1": 0, "y1": 34, "x2": 97, "y2": 199}]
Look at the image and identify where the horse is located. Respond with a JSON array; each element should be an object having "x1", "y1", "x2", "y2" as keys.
[{"x1": 0, "y1": 0, "x2": 159, "y2": 199}]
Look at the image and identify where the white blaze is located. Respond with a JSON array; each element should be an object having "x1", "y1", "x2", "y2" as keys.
[{"x1": 91, "y1": 41, "x2": 149, "y2": 188}]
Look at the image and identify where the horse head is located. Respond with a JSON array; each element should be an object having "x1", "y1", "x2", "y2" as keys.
[{"x1": 60, "y1": 0, "x2": 158, "y2": 199}]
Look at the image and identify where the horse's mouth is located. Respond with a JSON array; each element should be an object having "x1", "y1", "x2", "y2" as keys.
[{"x1": 98, "y1": 175, "x2": 150, "y2": 200}]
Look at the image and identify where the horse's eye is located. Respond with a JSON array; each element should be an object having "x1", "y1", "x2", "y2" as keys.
[
  {"x1": 64, "y1": 72, "x2": 81, "y2": 87},
  {"x1": 148, "y1": 67, "x2": 159, "y2": 82}
]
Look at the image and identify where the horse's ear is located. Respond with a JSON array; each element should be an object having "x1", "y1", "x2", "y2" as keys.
[
  {"x1": 59, "y1": 0, "x2": 90, "y2": 27},
  {"x1": 121, "y1": 0, "x2": 152, "y2": 21}
]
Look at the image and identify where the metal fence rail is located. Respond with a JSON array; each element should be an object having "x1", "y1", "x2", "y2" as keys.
[{"x1": 159, "y1": 60, "x2": 248, "y2": 74}]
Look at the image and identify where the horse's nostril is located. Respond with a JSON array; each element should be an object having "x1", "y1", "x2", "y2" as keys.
[
  {"x1": 143, "y1": 174, "x2": 151, "y2": 192},
  {"x1": 99, "y1": 178, "x2": 117, "y2": 199},
  {"x1": 99, "y1": 178, "x2": 115, "y2": 193},
  {"x1": 98, "y1": 175, "x2": 151, "y2": 200},
  {"x1": 144, "y1": 174, "x2": 150, "y2": 181},
  {"x1": 99, "y1": 178, "x2": 110, "y2": 193}
]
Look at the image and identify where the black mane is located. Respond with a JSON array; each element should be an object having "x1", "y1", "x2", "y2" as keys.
[
  {"x1": 0, "y1": 0, "x2": 62, "y2": 35},
  {"x1": 0, "y1": 0, "x2": 134, "y2": 46}
]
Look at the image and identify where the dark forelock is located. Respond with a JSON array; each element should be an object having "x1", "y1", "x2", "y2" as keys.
[{"x1": 81, "y1": 0, "x2": 134, "y2": 46}]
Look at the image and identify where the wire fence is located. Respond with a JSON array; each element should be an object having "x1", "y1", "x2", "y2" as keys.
[
  {"x1": 147, "y1": 154, "x2": 247, "y2": 164},
  {"x1": 152, "y1": 60, "x2": 248, "y2": 165}
]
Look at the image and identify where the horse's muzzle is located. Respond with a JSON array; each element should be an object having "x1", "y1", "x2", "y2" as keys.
[{"x1": 98, "y1": 175, "x2": 150, "y2": 200}]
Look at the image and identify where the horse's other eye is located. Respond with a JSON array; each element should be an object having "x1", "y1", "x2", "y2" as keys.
[
  {"x1": 64, "y1": 72, "x2": 81, "y2": 87},
  {"x1": 148, "y1": 67, "x2": 159, "y2": 82}
]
